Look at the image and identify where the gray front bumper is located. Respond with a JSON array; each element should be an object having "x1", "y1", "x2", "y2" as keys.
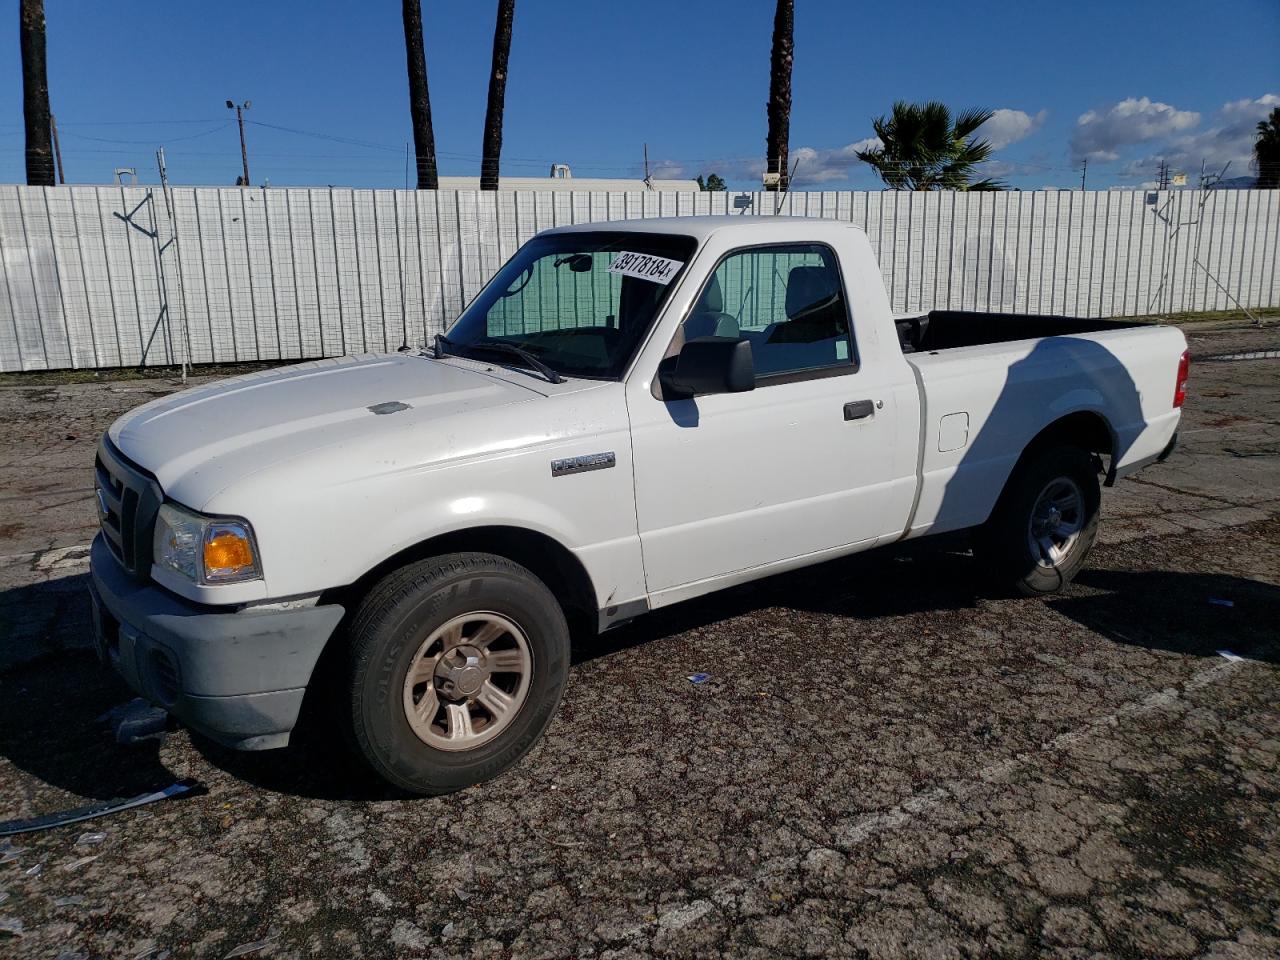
[{"x1": 89, "y1": 535, "x2": 344, "y2": 750}]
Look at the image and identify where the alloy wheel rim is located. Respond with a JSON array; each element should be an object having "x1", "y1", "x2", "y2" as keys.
[
  {"x1": 1027, "y1": 476, "x2": 1084, "y2": 569},
  {"x1": 402, "y1": 611, "x2": 532, "y2": 751}
]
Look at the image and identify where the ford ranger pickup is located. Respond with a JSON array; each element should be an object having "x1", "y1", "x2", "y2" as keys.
[{"x1": 89, "y1": 217, "x2": 1187, "y2": 794}]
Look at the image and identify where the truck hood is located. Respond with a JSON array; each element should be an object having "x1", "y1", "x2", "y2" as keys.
[{"x1": 110, "y1": 354, "x2": 538, "y2": 505}]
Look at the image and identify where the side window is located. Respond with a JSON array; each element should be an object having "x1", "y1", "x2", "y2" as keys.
[{"x1": 681, "y1": 243, "x2": 855, "y2": 379}]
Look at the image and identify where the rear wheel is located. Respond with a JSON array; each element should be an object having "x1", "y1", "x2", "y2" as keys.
[
  {"x1": 977, "y1": 446, "x2": 1101, "y2": 596},
  {"x1": 346, "y1": 553, "x2": 570, "y2": 795}
]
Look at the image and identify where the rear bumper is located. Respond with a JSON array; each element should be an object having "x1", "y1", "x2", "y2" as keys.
[
  {"x1": 1111, "y1": 429, "x2": 1179, "y2": 483},
  {"x1": 89, "y1": 535, "x2": 344, "y2": 750}
]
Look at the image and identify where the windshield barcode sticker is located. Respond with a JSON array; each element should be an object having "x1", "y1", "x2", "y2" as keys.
[{"x1": 607, "y1": 252, "x2": 684, "y2": 285}]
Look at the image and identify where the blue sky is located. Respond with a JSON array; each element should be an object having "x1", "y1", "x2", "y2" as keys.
[{"x1": 1, "y1": 0, "x2": 1277, "y2": 190}]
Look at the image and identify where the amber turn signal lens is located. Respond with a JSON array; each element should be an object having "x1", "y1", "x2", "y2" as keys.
[{"x1": 204, "y1": 530, "x2": 255, "y2": 572}]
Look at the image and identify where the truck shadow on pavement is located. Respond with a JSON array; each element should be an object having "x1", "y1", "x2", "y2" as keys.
[
  {"x1": 1049, "y1": 567, "x2": 1280, "y2": 662},
  {"x1": 579, "y1": 545, "x2": 1280, "y2": 669},
  {"x1": 1, "y1": 550, "x2": 1276, "y2": 806},
  {"x1": 0, "y1": 609, "x2": 178, "y2": 807}
]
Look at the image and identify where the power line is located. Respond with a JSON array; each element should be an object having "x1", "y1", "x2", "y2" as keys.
[
  {"x1": 0, "y1": 118, "x2": 226, "y2": 131},
  {"x1": 245, "y1": 119, "x2": 405, "y2": 154},
  {"x1": 63, "y1": 122, "x2": 233, "y2": 145},
  {"x1": 8, "y1": 112, "x2": 1101, "y2": 175},
  {"x1": 12, "y1": 111, "x2": 1271, "y2": 189}
]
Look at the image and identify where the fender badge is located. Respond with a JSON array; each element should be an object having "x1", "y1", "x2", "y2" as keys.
[{"x1": 551, "y1": 452, "x2": 616, "y2": 477}]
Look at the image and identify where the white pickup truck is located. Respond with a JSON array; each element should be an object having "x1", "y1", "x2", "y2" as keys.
[{"x1": 89, "y1": 217, "x2": 1187, "y2": 794}]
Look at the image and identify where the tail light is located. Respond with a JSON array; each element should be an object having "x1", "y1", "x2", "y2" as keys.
[{"x1": 1173, "y1": 349, "x2": 1190, "y2": 408}]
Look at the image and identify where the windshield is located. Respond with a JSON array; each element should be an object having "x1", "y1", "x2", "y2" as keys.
[{"x1": 443, "y1": 231, "x2": 697, "y2": 380}]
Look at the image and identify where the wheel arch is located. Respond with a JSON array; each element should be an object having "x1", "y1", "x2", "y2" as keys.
[
  {"x1": 321, "y1": 524, "x2": 599, "y2": 634},
  {"x1": 977, "y1": 407, "x2": 1111, "y2": 529},
  {"x1": 1023, "y1": 409, "x2": 1116, "y2": 476},
  {"x1": 295, "y1": 524, "x2": 595, "y2": 755},
  {"x1": 984, "y1": 410, "x2": 1115, "y2": 524}
]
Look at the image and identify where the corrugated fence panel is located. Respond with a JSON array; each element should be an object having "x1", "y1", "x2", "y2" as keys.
[{"x1": 2, "y1": 185, "x2": 1279, "y2": 371}]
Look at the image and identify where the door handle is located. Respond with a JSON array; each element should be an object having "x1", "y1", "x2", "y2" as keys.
[{"x1": 843, "y1": 400, "x2": 875, "y2": 421}]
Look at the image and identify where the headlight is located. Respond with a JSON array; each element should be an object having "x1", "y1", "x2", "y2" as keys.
[{"x1": 153, "y1": 503, "x2": 261, "y2": 584}]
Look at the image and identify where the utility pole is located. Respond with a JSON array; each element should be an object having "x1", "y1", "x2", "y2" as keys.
[
  {"x1": 1079, "y1": 157, "x2": 1087, "y2": 191},
  {"x1": 643, "y1": 143, "x2": 652, "y2": 189},
  {"x1": 226, "y1": 99, "x2": 251, "y2": 186},
  {"x1": 50, "y1": 113, "x2": 65, "y2": 183}
]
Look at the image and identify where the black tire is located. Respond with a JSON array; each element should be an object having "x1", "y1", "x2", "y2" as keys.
[
  {"x1": 976, "y1": 445, "x2": 1101, "y2": 597},
  {"x1": 346, "y1": 552, "x2": 570, "y2": 795}
]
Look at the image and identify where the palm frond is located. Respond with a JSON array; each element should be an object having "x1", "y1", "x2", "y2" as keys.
[
  {"x1": 857, "y1": 100, "x2": 1005, "y2": 191},
  {"x1": 953, "y1": 107, "x2": 995, "y2": 140}
]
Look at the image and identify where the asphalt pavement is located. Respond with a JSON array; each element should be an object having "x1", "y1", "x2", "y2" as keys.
[{"x1": 0, "y1": 323, "x2": 1277, "y2": 959}]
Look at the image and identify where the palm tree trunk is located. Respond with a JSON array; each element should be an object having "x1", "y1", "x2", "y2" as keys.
[
  {"x1": 20, "y1": 0, "x2": 54, "y2": 187},
  {"x1": 402, "y1": 0, "x2": 438, "y2": 190},
  {"x1": 764, "y1": 0, "x2": 794, "y2": 192},
  {"x1": 480, "y1": 0, "x2": 516, "y2": 191}
]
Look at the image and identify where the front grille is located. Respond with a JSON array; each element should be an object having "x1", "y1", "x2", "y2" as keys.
[{"x1": 95, "y1": 437, "x2": 162, "y2": 580}]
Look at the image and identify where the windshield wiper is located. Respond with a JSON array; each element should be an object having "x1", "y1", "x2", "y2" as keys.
[
  {"x1": 436, "y1": 332, "x2": 564, "y2": 385},
  {"x1": 469, "y1": 339, "x2": 564, "y2": 384}
]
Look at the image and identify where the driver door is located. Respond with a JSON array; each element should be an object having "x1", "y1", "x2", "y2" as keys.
[{"x1": 627, "y1": 242, "x2": 906, "y2": 600}]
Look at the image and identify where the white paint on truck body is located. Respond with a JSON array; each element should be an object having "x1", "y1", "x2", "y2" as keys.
[{"x1": 105, "y1": 216, "x2": 1184, "y2": 615}]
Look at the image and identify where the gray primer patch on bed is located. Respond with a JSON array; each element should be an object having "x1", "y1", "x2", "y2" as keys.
[{"x1": 368, "y1": 401, "x2": 411, "y2": 415}]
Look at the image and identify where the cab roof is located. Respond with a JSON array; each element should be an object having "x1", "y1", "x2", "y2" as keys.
[{"x1": 542, "y1": 215, "x2": 867, "y2": 243}]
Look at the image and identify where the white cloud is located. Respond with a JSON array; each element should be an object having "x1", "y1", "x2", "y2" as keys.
[
  {"x1": 1116, "y1": 92, "x2": 1279, "y2": 182},
  {"x1": 982, "y1": 158, "x2": 1053, "y2": 180},
  {"x1": 788, "y1": 137, "x2": 882, "y2": 185},
  {"x1": 1070, "y1": 97, "x2": 1200, "y2": 161},
  {"x1": 1219, "y1": 93, "x2": 1280, "y2": 124},
  {"x1": 647, "y1": 159, "x2": 686, "y2": 179},
  {"x1": 976, "y1": 108, "x2": 1048, "y2": 149},
  {"x1": 714, "y1": 157, "x2": 767, "y2": 183}
]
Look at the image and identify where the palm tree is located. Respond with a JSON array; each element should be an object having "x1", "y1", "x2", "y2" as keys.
[
  {"x1": 20, "y1": 0, "x2": 54, "y2": 186},
  {"x1": 480, "y1": 0, "x2": 516, "y2": 191},
  {"x1": 402, "y1": 0, "x2": 438, "y2": 189},
  {"x1": 856, "y1": 101, "x2": 1006, "y2": 191},
  {"x1": 1255, "y1": 107, "x2": 1280, "y2": 189},
  {"x1": 764, "y1": 0, "x2": 793, "y2": 192}
]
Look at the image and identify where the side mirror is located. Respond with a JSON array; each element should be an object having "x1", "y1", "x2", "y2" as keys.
[{"x1": 661, "y1": 336, "x2": 755, "y2": 399}]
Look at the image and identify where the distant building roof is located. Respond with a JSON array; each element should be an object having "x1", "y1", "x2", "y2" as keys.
[
  {"x1": 435, "y1": 176, "x2": 699, "y2": 192},
  {"x1": 437, "y1": 165, "x2": 700, "y2": 192}
]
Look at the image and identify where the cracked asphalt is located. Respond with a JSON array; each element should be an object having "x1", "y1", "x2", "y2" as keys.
[{"x1": 1, "y1": 323, "x2": 1278, "y2": 959}]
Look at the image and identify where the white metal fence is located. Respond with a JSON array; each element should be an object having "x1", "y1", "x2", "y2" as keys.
[{"x1": 1, "y1": 184, "x2": 1276, "y2": 372}]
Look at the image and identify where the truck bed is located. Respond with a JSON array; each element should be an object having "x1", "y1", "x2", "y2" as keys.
[
  {"x1": 895, "y1": 310, "x2": 1142, "y2": 354},
  {"x1": 898, "y1": 319, "x2": 1186, "y2": 541}
]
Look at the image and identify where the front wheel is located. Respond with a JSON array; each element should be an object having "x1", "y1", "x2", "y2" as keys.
[
  {"x1": 976, "y1": 446, "x2": 1101, "y2": 596},
  {"x1": 346, "y1": 553, "x2": 570, "y2": 795}
]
